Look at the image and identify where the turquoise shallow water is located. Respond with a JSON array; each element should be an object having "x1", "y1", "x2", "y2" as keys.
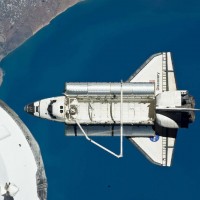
[{"x1": 1, "y1": 0, "x2": 200, "y2": 199}]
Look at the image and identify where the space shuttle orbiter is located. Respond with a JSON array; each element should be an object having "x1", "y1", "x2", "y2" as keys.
[{"x1": 25, "y1": 52, "x2": 198, "y2": 167}]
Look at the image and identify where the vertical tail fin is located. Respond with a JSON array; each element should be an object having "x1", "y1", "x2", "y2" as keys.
[{"x1": 127, "y1": 52, "x2": 177, "y2": 166}]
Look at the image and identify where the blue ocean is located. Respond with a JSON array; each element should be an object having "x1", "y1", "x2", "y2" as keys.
[{"x1": 1, "y1": 0, "x2": 200, "y2": 199}]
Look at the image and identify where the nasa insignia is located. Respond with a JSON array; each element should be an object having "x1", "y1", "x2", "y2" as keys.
[{"x1": 150, "y1": 135, "x2": 159, "y2": 142}]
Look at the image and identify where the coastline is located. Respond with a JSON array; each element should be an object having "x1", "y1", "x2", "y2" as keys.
[
  {"x1": 32, "y1": 0, "x2": 82, "y2": 35},
  {"x1": 0, "y1": 0, "x2": 82, "y2": 62}
]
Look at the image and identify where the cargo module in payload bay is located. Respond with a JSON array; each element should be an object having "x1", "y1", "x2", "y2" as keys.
[{"x1": 25, "y1": 52, "x2": 199, "y2": 167}]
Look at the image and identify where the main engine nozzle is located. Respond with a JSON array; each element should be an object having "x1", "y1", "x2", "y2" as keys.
[{"x1": 155, "y1": 91, "x2": 198, "y2": 128}]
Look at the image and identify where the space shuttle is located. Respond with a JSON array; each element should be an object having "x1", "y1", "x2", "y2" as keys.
[{"x1": 25, "y1": 52, "x2": 198, "y2": 167}]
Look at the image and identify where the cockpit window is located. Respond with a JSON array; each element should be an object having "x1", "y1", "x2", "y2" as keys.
[{"x1": 47, "y1": 100, "x2": 57, "y2": 119}]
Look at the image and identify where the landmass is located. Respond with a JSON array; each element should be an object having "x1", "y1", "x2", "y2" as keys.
[
  {"x1": 0, "y1": 99, "x2": 47, "y2": 200},
  {"x1": 0, "y1": 0, "x2": 81, "y2": 61},
  {"x1": 0, "y1": 68, "x2": 3, "y2": 86},
  {"x1": 0, "y1": 1, "x2": 81, "y2": 198}
]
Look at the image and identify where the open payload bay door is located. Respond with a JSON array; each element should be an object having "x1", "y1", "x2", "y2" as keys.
[{"x1": 127, "y1": 52, "x2": 177, "y2": 166}]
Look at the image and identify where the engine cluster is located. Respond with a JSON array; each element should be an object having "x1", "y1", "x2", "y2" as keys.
[{"x1": 156, "y1": 91, "x2": 196, "y2": 128}]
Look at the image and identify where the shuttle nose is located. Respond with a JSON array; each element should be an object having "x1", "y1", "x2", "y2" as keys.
[{"x1": 24, "y1": 103, "x2": 34, "y2": 115}]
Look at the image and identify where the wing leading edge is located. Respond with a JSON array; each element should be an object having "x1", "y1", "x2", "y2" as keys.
[{"x1": 127, "y1": 52, "x2": 177, "y2": 166}]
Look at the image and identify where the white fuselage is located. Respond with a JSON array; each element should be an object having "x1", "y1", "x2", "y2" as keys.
[
  {"x1": 26, "y1": 82, "x2": 156, "y2": 126},
  {"x1": 25, "y1": 82, "x2": 195, "y2": 130}
]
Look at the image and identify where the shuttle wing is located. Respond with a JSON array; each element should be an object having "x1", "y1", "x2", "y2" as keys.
[
  {"x1": 127, "y1": 52, "x2": 177, "y2": 166},
  {"x1": 128, "y1": 126, "x2": 177, "y2": 166},
  {"x1": 128, "y1": 52, "x2": 177, "y2": 94}
]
